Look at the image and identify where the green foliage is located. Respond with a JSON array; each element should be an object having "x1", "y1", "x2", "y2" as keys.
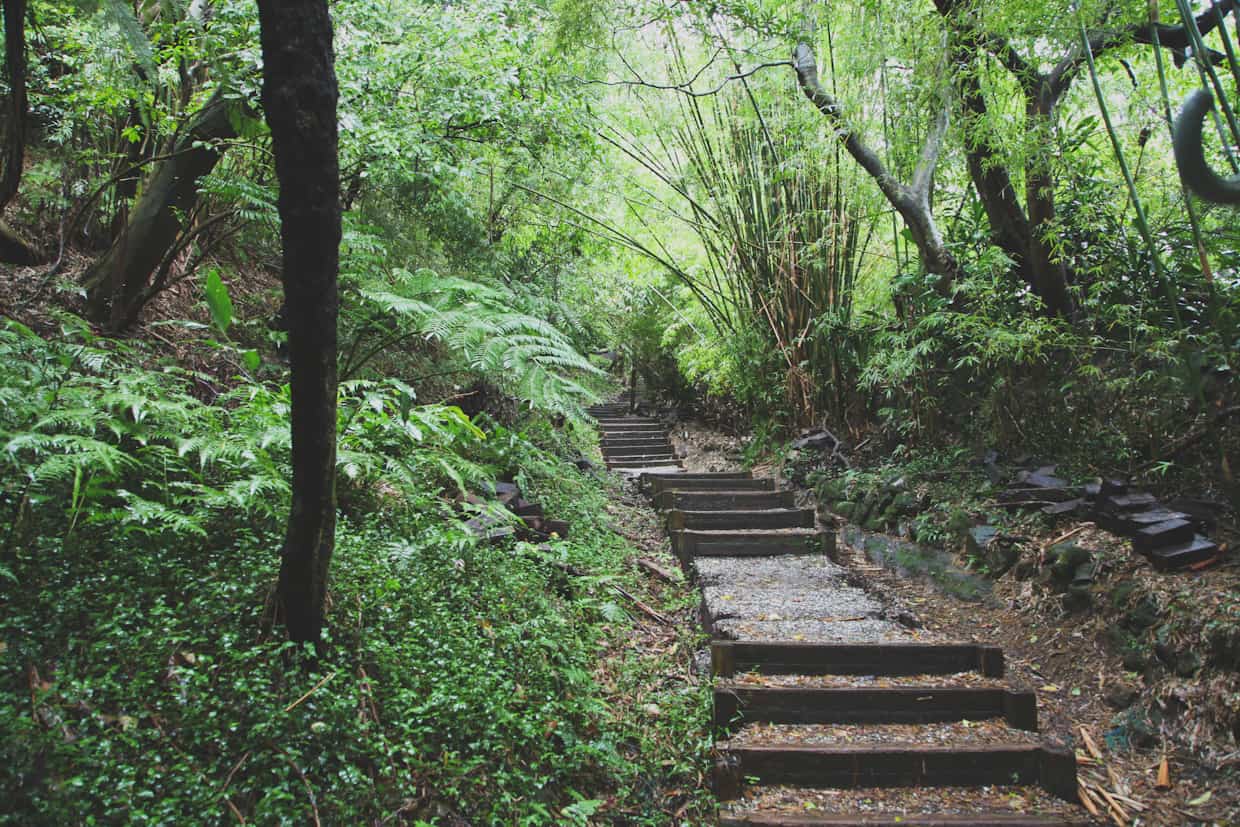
[
  {"x1": 0, "y1": 320, "x2": 711, "y2": 825},
  {"x1": 346, "y1": 257, "x2": 608, "y2": 416},
  {"x1": 202, "y1": 269, "x2": 235, "y2": 337}
]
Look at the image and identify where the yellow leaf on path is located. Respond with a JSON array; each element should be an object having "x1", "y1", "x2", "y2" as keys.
[
  {"x1": 1188, "y1": 791, "x2": 1212, "y2": 806},
  {"x1": 1041, "y1": 684, "x2": 1060, "y2": 692}
]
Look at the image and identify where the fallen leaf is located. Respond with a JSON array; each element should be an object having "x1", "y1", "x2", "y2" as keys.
[
  {"x1": 1188, "y1": 791, "x2": 1212, "y2": 806},
  {"x1": 1156, "y1": 756, "x2": 1172, "y2": 790}
]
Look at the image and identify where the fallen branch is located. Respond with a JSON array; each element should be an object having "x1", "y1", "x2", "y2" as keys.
[
  {"x1": 283, "y1": 671, "x2": 336, "y2": 713},
  {"x1": 637, "y1": 558, "x2": 679, "y2": 583},
  {"x1": 1044, "y1": 525, "x2": 1090, "y2": 554},
  {"x1": 611, "y1": 583, "x2": 672, "y2": 626}
]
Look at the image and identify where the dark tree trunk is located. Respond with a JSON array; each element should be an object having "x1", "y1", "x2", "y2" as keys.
[
  {"x1": 1022, "y1": 94, "x2": 1073, "y2": 315},
  {"x1": 257, "y1": 0, "x2": 341, "y2": 645},
  {"x1": 1, "y1": 0, "x2": 26, "y2": 211},
  {"x1": 947, "y1": 26, "x2": 1074, "y2": 315},
  {"x1": 936, "y1": 0, "x2": 1236, "y2": 317},
  {"x1": 80, "y1": 90, "x2": 235, "y2": 330},
  {"x1": 0, "y1": 0, "x2": 38, "y2": 265}
]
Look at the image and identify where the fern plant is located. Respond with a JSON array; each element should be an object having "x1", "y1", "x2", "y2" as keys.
[{"x1": 344, "y1": 261, "x2": 608, "y2": 416}]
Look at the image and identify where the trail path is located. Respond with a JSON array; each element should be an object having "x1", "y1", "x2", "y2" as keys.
[{"x1": 589, "y1": 402, "x2": 1092, "y2": 826}]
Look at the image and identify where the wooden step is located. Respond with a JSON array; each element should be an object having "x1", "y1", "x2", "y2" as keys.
[
  {"x1": 674, "y1": 528, "x2": 832, "y2": 559},
  {"x1": 655, "y1": 490, "x2": 797, "y2": 512},
  {"x1": 1146, "y1": 535, "x2": 1219, "y2": 570},
  {"x1": 1131, "y1": 518, "x2": 1194, "y2": 552},
  {"x1": 599, "y1": 426, "x2": 666, "y2": 436},
  {"x1": 714, "y1": 686, "x2": 1037, "y2": 732},
  {"x1": 605, "y1": 442, "x2": 675, "y2": 457},
  {"x1": 608, "y1": 459, "x2": 683, "y2": 470},
  {"x1": 711, "y1": 641, "x2": 1005, "y2": 678},
  {"x1": 595, "y1": 417, "x2": 661, "y2": 426},
  {"x1": 607, "y1": 453, "x2": 677, "y2": 465},
  {"x1": 720, "y1": 814, "x2": 1089, "y2": 826},
  {"x1": 713, "y1": 743, "x2": 1077, "y2": 801},
  {"x1": 601, "y1": 436, "x2": 674, "y2": 447},
  {"x1": 667, "y1": 508, "x2": 816, "y2": 531},
  {"x1": 647, "y1": 477, "x2": 774, "y2": 496}
]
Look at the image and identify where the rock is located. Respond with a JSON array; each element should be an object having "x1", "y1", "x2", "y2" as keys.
[
  {"x1": 1121, "y1": 594, "x2": 1160, "y2": 632},
  {"x1": 1108, "y1": 707, "x2": 1158, "y2": 749},
  {"x1": 891, "y1": 492, "x2": 918, "y2": 515},
  {"x1": 1048, "y1": 542, "x2": 1092, "y2": 585},
  {"x1": 966, "y1": 526, "x2": 1000, "y2": 558},
  {"x1": 945, "y1": 507, "x2": 972, "y2": 537},
  {"x1": 1062, "y1": 584, "x2": 1093, "y2": 612},
  {"x1": 791, "y1": 429, "x2": 838, "y2": 451},
  {"x1": 1207, "y1": 623, "x2": 1240, "y2": 671},
  {"x1": 817, "y1": 477, "x2": 849, "y2": 502},
  {"x1": 1104, "y1": 681, "x2": 1140, "y2": 710}
]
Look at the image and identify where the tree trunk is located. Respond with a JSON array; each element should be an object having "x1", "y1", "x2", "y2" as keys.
[
  {"x1": 1, "y1": 0, "x2": 27, "y2": 212},
  {"x1": 257, "y1": 0, "x2": 341, "y2": 645},
  {"x1": 948, "y1": 31, "x2": 1074, "y2": 315},
  {"x1": 792, "y1": 44, "x2": 959, "y2": 287},
  {"x1": 80, "y1": 89, "x2": 235, "y2": 330}
]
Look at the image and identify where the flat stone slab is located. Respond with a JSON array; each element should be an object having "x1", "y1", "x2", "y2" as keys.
[
  {"x1": 695, "y1": 555, "x2": 849, "y2": 588},
  {"x1": 713, "y1": 617, "x2": 907, "y2": 643},
  {"x1": 704, "y1": 585, "x2": 884, "y2": 623}
]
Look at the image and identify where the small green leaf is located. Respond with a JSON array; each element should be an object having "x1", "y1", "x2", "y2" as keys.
[
  {"x1": 203, "y1": 269, "x2": 234, "y2": 337},
  {"x1": 242, "y1": 349, "x2": 261, "y2": 372}
]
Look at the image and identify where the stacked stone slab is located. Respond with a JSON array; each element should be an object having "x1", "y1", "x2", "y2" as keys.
[
  {"x1": 634, "y1": 468, "x2": 1083, "y2": 826},
  {"x1": 588, "y1": 402, "x2": 683, "y2": 471}
]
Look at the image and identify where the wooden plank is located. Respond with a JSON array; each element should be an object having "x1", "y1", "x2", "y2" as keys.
[
  {"x1": 714, "y1": 744, "x2": 1076, "y2": 801},
  {"x1": 647, "y1": 477, "x2": 775, "y2": 495},
  {"x1": 713, "y1": 686, "x2": 1037, "y2": 732},
  {"x1": 654, "y1": 490, "x2": 796, "y2": 512},
  {"x1": 605, "y1": 446, "x2": 675, "y2": 458},
  {"x1": 675, "y1": 529, "x2": 828, "y2": 558},
  {"x1": 666, "y1": 508, "x2": 816, "y2": 531},
  {"x1": 711, "y1": 641, "x2": 1005, "y2": 679},
  {"x1": 1131, "y1": 518, "x2": 1194, "y2": 552},
  {"x1": 1147, "y1": 536, "x2": 1218, "y2": 570}
]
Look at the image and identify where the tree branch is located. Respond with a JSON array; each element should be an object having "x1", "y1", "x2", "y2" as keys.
[
  {"x1": 1049, "y1": 0, "x2": 1237, "y2": 99},
  {"x1": 580, "y1": 59, "x2": 791, "y2": 99},
  {"x1": 792, "y1": 44, "x2": 907, "y2": 209}
]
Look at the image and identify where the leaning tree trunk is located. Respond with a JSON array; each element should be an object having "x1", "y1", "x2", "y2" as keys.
[
  {"x1": 80, "y1": 89, "x2": 235, "y2": 330},
  {"x1": 792, "y1": 44, "x2": 959, "y2": 289},
  {"x1": 257, "y1": 0, "x2": 341, "y2": 645}
]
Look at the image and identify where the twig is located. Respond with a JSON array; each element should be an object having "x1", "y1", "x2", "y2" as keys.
[
  {"x1": 224, "y1": 798, "x2": 246, "y2": 824},
  {"x1": 1078, "y1": 782, "x2": 1103, "y2": 817},
  {"x1": 610, "y1": 583, "x2": 672, "y2": 625},
  {"x1": 277, "y1": 747, "x2": 321, "y2": 827},
  {"x1": 283, "y1": 672, "x2": 336, "y2": 713},
  {"x1": 637, "y1": 558, "x2": 679, "y2": 583},
  {"x1": 1079, "y1": 725, "x2": 1104, "y2": 761},
  {"x1": 1045, "y1": 526, "x2": 1090, "y2": 554}
]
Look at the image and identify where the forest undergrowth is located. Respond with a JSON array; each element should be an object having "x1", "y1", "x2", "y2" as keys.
[{"x1": 0, "y1": 315, "x2": 712, "y2": 825}]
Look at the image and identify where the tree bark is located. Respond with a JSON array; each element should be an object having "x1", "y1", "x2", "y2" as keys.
[
  {"x1": 80, "y1": 89, "x2": 236, "y2": 330},
  {"x1": 256, "y1": 0, "x2": 341, "y2": 645},
  {"x1": 1, "y1": 0, "x2": 26, "y2": 212},
  {"x1": 792, "y1": 44, "x2": 959, "y2": 287},
  {"x1": 935, "y1": 0, "x2": 1236, "y2": 316}
]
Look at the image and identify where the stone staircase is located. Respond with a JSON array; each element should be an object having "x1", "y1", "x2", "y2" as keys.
[{"x1": 590, "y1": 404, "x2": 1088, "y2": 826}]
